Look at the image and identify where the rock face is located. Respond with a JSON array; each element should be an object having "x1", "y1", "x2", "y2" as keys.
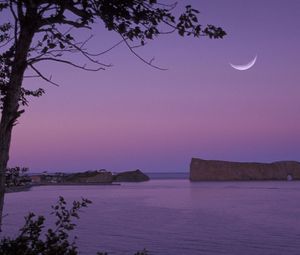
[
  {"x1": 190, "y1": 158, "x2": 300, "y2": 181},
  {"x1": 113, "y1": 169, "x2": 150, "y2": 182}
]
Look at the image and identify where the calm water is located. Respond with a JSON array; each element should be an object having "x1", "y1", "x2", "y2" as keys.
[{"x1": 2, "y1": 179, "x2": 300, "y2": 255}]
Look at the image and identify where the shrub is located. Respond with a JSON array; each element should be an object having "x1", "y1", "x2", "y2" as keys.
[{"x1": 0, "y1": 197, "x2": 148, "y2": 255}]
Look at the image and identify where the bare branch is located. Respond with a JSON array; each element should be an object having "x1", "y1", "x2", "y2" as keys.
[
  {"x1": 38, "y1": 3, "x2": 53, "y2": 16},
  {"x1": 24, "y1": 75, "x2": 40, "y2": 79},
  {"x1": 0, "y1": 36, "x2": 14, "y2": 48},
  {"x1": 120, "y1": 35, "x2": 167, "y2": 71},
  {"x1": 86, "y1": 39, "x2": 124, "y2": 57},
  {"x1": 28, "y1": 57, "x2": 105, "y2": 72},
  {"x1": 53, "y1": 31, "x2": 111, "y2": 67},
  {"x1": 29, "y1": 64, "x2": 60, "y2": 86}
]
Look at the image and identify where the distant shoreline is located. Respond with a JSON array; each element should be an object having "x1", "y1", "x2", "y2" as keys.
[
  {"x1": 33, "y1": 182, "x2": 121, "y2": 186},
  {"x1": 5, "y1": 182, "x2": 121, "y2": 193},
  {"x1": 5, "y1": 185, "x2": 32, "y2": 193}
]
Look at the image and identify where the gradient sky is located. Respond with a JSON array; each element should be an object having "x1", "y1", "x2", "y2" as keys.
[{"x1": 6, "y1": 0, "x2": 300, "y2": 172}]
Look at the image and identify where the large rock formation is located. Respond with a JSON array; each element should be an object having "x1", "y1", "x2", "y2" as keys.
[
  {"x1": 113, "y1": 169, "x2": 150, "y2": 182},
  {"x1": 190, "y1": 158, "x2": 300, "y2": 181}
]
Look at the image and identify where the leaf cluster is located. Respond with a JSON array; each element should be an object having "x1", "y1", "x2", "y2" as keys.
[
  {"x1": 0, "y1": 30, "x2": 44, "y2": 109},
  {"x1": 5, "y1": 166, "x2": 29, "y2": 187},
  {"x1": 0, "y1": 23, "x2": 11, "y2": 44},
  {"x1": 0, "y1": 0, "x2": 226, "y2": 110},
  {"x1": 0, "y1": 3, "x2": 8, "y2": 12},
  {"x1": 0, "y1": 197, "x2": 92, "y2": 255},
  {"x1": 0, "y1": 196, "x2": 149, "y2": 255}
]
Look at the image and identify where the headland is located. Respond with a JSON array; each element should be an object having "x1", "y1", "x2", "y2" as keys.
[{"x1": 190, "y1": 158, "x2": 300, "y2": 181}]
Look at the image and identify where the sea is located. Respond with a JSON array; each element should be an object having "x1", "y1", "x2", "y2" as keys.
[{"x1": 2, "y1": 172, "x2": 300, "y2": 255}]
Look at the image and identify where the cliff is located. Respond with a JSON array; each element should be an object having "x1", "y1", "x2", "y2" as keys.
[
  {"x1": 113, "y1": 169, "x2": 150, "y2": 182},
  {"x1": 190, "y1": 158, "x2": 300, "y2": 181}
]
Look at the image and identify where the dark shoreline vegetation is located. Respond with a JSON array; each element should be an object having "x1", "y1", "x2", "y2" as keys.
[
  {"x1": 0, "y1": 197, "x2": 148, "y2": 255},
  {"x1": 4, "y1": 168, "x2": 150, "y2": 193}
]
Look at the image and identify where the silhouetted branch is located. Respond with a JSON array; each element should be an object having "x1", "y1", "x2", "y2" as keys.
[
  {"x1": 49, "y1": 30, "x2": 111, "y2": 67},
  {"x1": 23, "y1": 75, "x2": 40, "y2": 79},
  {"x1": 29, "y1": 57, "x2": 105, "y2": 71},
  {"x1": 83, "y1": 39, "x2": 124, "y2": 57},
  {"x1": 29, "y1": 64, "x2": 60, "y2": 87},
  {"x1": 121, "y1": 35, "x2": 167, "y2": 71}
]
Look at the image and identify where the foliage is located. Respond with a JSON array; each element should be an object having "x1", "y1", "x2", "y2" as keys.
[
  {"x1": 5, "y1": 166, "x2": 29, "y2": 187},
  {"x1": 0, "y1": 0, "x2": 226, "y2": 108},
  {"x1": 0, "y1": 197, "x2": 149, "y2": 255},
  {"x1": 0, "y1": 196, "x2": 92, "y2": 255}
]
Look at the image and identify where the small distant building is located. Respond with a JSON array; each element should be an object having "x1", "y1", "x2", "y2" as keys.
[
  {"x1": 41, "y1": 174, "x2": 65, "y2": 183},
  {"x1": 30, "y1": 175, "x2": 42, "y2": 184}
]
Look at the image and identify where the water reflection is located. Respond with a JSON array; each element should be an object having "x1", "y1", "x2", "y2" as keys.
[{"x1": 2, "y1": 180, "x2": 300, "y2": 255}]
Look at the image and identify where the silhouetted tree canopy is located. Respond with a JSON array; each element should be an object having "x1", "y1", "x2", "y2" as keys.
[
  {"x1": 0, "y1": 0, "x2": 226, "y2": 106},
  {"x1": 0, "y1": 0, "x2": 226, "y2": 228}
]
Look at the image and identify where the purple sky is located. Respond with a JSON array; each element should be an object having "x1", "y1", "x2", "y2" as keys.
[{"x1": 8, "y1": 0, "x2": 300, "y2": 172}]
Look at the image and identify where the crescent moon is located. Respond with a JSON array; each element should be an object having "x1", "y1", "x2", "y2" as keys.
[{"x1": 230, "y1": 55, "x2": 257, "y2": 71}]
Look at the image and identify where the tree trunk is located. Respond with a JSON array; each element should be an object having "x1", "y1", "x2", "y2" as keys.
[{"x1": 0, "y1": 26, "x2": 34, "y2": 230}]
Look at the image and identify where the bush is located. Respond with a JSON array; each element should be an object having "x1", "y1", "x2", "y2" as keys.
[{"x1": 0, "y1": 197, "x2": 148, "y2": 255}]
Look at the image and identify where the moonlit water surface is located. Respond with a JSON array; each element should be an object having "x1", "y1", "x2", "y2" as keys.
[{"x1": 2, "y1": 179, "x2": 300, "y2": 255}]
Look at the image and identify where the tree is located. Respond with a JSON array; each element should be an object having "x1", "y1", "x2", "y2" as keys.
[
  {"x1": 0, "y1": 0, "x2": 226, "y2": 228},
  {"x1": 5, "y1": 166, "x2": 29, "y2": 187}
]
